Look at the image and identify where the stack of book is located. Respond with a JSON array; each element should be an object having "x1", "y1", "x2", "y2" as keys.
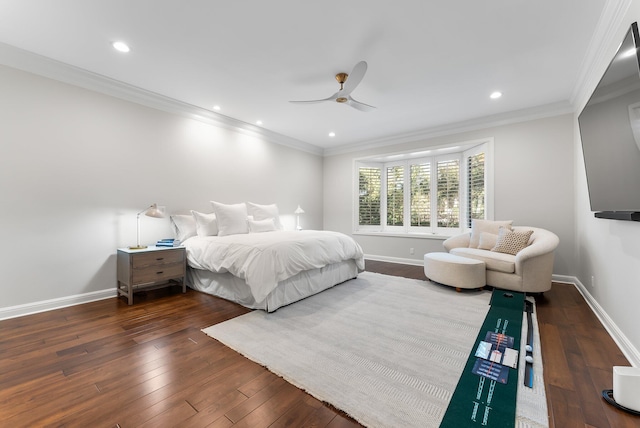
[{"x1": 156, "y1": 238, "x2": 181, "y2": 247}]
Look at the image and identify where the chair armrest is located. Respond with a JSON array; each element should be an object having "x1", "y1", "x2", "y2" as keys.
[
  {"x1": 514, "y1": 231, "x2": 560, "y2": 264},
  {"x1": 514, "y1": 230, "x2": 560, "y2": 293},
  {"x1": 443, "y1": 232, "x2": 471, "y2": 252}
]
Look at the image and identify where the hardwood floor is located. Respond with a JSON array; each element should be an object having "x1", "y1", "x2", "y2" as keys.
[
  {"x1": 367, "y1": 260, "x2": 640, "y2": 428},
  {"x1": 0, "y1": 261, "x2": 638, "y2": 427}
]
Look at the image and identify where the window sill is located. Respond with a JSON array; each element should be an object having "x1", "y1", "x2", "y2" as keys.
[{"x1": 353, "y1": 231, "x2": 451, "y2": 240}]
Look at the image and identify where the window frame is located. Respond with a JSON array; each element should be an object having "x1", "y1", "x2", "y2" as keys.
[{"x1": 353, "y1": 138, "x2": 494, "y2": 238}]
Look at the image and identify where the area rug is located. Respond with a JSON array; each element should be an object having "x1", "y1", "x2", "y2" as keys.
[{"x1": 202, "y1": 272, "x2": 547, "y2": 428}]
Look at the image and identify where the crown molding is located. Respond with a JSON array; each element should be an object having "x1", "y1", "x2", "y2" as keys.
[
  {"x1": 570, "y1": 0, "x2": 633, "y2": 112},
  {"x1": 323, "y1": 100, "x2": 574, "y2": 157},
  {"x1": 0, "y1": 42, "x2": 323, "y2": 156}
]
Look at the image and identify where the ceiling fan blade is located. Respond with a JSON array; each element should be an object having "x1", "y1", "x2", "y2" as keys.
[
  {"x1": 289, "y1": 99, "x2": 327, "y2": 104},
  {"x1": 347, "y1": 96, "x2": 376, "y2": 112},
  {"x1": 289, "y1": 92, "x2": 339, "y2": 104},
  {"x1": 341, "y1": 61, "x2": 368, "y2": 96}
]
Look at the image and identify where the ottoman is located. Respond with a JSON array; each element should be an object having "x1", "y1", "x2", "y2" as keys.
[{"x1": 424, "y1": 252, "x2": 486, "y2": 291}]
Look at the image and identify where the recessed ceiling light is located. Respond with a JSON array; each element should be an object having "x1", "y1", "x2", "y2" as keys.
[
  {"x1": 112, "y1": 41, "x2": 130, "y2": 53},
  {"x1": 328, "y1": 132, "x2": 336, "y2": 137},
  {"x1": 490, "y1": 91, "x2": 502, "y2": 99},
  {"x1": 213, "y1": 105, "x2": 221, "y2": 111},
  {"x1": 256, "y1": 120, "x2": 263, "y2": 126}
]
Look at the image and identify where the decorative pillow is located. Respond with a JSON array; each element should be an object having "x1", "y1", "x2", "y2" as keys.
[
  {"x1": 478, "y1": 232, "x2": 498, "y2": 250},
  {"x1": 469, "y1": 219, "x2": 513, "y2": 249},
  {"x1": 210, "y1": 201, "x2": 249, "y2": 236},
  {"x1": 190, "y1": 210, "x2": 218, "y2": 236},
  {"x1": 248, "y1": 218, "x2": 277, "y2": 233},
  {"x1": 491, "y1": 227, "x2": 533, "y2": 255},
  {"x1": 246, "y1": 202, "x2": 283, "y2": 230},
  {"x1": 170, "y1": 214, "x2": 197, "y2": 242}
]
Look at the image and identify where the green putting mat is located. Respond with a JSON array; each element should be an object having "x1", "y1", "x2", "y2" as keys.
[{"x1": 440, "y1": 289, "x2": 525, "y2": 428}]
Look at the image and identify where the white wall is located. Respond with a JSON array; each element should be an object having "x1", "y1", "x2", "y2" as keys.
[
  {"x1": 0, "y1": 65, "x2": 323, "y2": 311},
  {"x1": 572, "y1": 1, "x2": 640, "y2": 365},
  {"x1": 323, "y1": 114, "x2": 576, "y2": 275}
]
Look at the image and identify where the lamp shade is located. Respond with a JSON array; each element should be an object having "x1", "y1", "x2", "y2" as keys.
[
  {"x1": 294, "y1": 205, "x2": 305, "y2": 214},
  {"x1": 129, "y1": 203, "x2": 165, "y2": 249},
  {"x1": 145, "y1": 203, "x2": 165, "y2": 218}
]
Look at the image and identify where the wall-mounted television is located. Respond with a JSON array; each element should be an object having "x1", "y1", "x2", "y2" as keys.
[{"x1": 578, "y1": 22, "x2": 640, "y2": 221}]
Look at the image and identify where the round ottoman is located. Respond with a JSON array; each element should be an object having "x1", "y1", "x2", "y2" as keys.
[{"x1": 424, "y1": 252, "x2": 486, "y2": 291}]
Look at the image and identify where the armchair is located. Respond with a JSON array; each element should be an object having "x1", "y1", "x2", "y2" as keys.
[{"x1": 443, "y1": 226, "x2": 559, "y2": 293}]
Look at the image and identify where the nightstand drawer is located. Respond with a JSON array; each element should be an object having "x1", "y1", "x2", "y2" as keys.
[
  {"x1": 131, "y1": 249, "x2": 184, "y2": 268},
  {"x1": 132, "y1": 262, "x2": 185, "y2": 284}
]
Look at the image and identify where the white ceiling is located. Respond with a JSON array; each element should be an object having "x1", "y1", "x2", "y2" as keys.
[{"x1": 0, "y1": 0, "x2": 607, "y2": 151}]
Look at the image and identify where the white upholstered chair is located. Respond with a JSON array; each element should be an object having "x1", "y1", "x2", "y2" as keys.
[{"x1": 442, "y1": 226, "x2": 559, "y2": 293}]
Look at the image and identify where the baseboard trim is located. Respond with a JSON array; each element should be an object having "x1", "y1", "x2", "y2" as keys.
[
  {"x1": 364, "y1": 254, "x2": 424, "y2": 266},
  {"x1": 554, "y1": 275, "x2": 640, "y2": 368},
  {"x1": 551, "y1": 274, "x2": 576, "y2": 284},
  {"x1": 0, "y1": 289, "x2": 117, "y2": 321}
]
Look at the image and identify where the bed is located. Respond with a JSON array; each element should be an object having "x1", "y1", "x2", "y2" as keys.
[{"x1": 171, "y1": 202, "x2": 364, "y2": 312}]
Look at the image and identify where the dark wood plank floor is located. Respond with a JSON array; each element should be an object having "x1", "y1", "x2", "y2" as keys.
[{"x1": 0, "y1": 260, "x2": 638, "y2": 427}]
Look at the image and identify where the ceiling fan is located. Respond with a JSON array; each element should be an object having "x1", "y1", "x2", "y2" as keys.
[{"x1": 290, "y1": 61, "x2": 376, "y2": 112}]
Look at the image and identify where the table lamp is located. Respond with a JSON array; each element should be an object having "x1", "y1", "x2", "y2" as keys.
[
  {"x1": 294, "y1": 205, "x2": 305, "y2": 231},
  {"x1": 129, "y1": 203, "x2": 165, "y2": 249}
]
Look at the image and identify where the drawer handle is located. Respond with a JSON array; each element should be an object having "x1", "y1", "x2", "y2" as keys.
[
  {"x1": 156, "y1": 271, "x2": 164, "y2": 275},
  {"x1": 156, "y1": 257, "x2": 164, "y2": 261}
]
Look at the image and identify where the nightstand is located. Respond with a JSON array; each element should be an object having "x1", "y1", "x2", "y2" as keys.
[{"x1": 116, "y1": 246, "x2": 186, "y2": 305}]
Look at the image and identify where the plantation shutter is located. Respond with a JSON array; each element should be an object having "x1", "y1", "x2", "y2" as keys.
[
  {"x1": 467, "y1": 152, "x2": 485, "y2": 227},
  {"x1": 386, "y1": 165, "x2": 404, "y2": 226},
  {"x1": 410, "y1": 162, "x2": 431, "y2": 227},
  {"x1": 354, "y1": 140, "x2": 490, "y2": 235},
  {"x1": 436, "y1": 159, "x2": 460, "y2": 228},
  {"x1": 358, "y1": 166, "x2": 381, "y2": 226}
]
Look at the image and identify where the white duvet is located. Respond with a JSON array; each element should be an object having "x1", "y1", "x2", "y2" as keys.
[{"x1": 184, "y1": 230, "x2": 365, "y2": 303}]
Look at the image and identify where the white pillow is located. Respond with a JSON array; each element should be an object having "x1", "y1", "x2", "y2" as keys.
[
  {"x1": 248, "y1": 218, "x2": 277, "y2": 233},
  {"x1": 190, "y1": 210, "x2": 218, "y2": 236},
  {"x1": 469, "y1": 219, "x2": 513, "y2": 249},
  {"x1": 478, "y1": 232, "x2": 498, "y2": 250},
  {"x1": 170, "y1": 214, "x2": 197, "y2": 242},
  {"x1": 210, "y1": 201, "x2": 249, "y2": 236},
  {"x1": 246, "y1": 202, "x2": 283, "y2": 230}
]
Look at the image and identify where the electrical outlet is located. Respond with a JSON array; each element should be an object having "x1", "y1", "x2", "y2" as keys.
[
  {"x1": 591, "y1": 275, "x2": 596, "y2": 288},
  {"x1": 410, "y1": 247, "x2": 415, "y2": 255}
]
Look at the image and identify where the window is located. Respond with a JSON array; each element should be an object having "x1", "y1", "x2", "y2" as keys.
[
  {"x1": 410, "y1": 162, "x2": 430, "y2": 227},
  {"x1": 354, "y1": 140, "x2": 492, "y2": 236},
  {"x1": 358, "y1": 166, "x2": 381, "y2": 226},
  {"x1": 386, "y1": 165, "x2": 404, "y2": 226},
  {"x1": 467, "y1": 151, "x2": 485, "y2": 228},
  {"x1": 436, "y1": 158, "x2": 460, "y2": 228}
]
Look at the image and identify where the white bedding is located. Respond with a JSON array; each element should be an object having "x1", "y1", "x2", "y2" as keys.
[{"x1": 184, "y1": 230, "x2": 365, "y2": 303}]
